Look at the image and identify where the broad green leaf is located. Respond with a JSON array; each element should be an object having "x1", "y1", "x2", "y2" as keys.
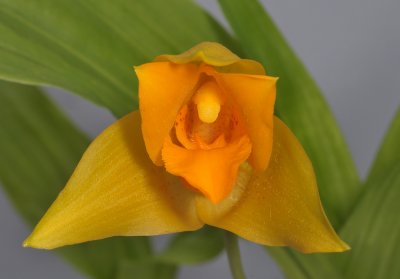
[
  {"x1": 0, "y1": 0, "x2": 236, "y2": 117},
  {"x1": 329, "y1": 108, "x2": 400, "y2": 279},
  {"x1": 338, "y1": 163, "x2": 400, "y2": 279},
  {"x1": 116, "y1": 261, "x2": 177, "y2": 279},
  {"x1": 0, "y1": 82, "x2": 88, "y2": 224},
  {"x1": 218, "y1": 0, "x2": 359, "y2": 226},
  {"x1": 366, "y1": 107, "x2": 400, "y2": 184},
  {"x1": 0, "y1": 81, "x2": 151, "y2": 279},
  {"x1": 158, "y1": 227, "x2": 224, "y2": 265}
]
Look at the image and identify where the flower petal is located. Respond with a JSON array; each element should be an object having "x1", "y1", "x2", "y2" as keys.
[
  {"x1": 217, "y1": 73, "x2": 277, "y2": 170},
  {"x1": 156, "y1": 42, "x2": 240, "y2": 66},
  {"x1": 196, "y1": 117, "x2": 349, "y2": 253},
  {"x1": 156, "y1": 41, "x2": 265, "y2": 75},
  {"x1": 135, "y1": 62, "x2": 200, "y2": 165},
  {"x1": 218, "y1": 59, "x2": 266, "y2": 75},
  {"x1": 24, "y1": 112, "x2": 202, "y2": 249},
  {"x1": 162, "y1": 135, "x2": 252, "y2": 204}
]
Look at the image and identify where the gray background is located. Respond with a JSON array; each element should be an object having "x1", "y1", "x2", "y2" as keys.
[{"x1": 1, "y1": 0, "x2": 400, "y2": 278}]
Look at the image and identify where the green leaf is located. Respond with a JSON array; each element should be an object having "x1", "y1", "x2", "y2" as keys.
[
  {"x1": 116, "y1": 260, "x2": 177, "y2": 279},
  {"x1": 338, "y1": 163, "x2": 400, "y2": 279},
  {"x1": 329, "y1": 108, "x2": 400, "y2": 279},
  {"x1": 0, "y1": 81, "x2": 151, "y2": 279},
  {"x1": 366, "y1": 107, "x2": 400, "y2": 184},
  {"x1": 218, "y1": 0, "x2": 359, "y2": 226},
  {"x1": 158, "y1": 227, "x2": 224, "y2": 265},
  {"x1": 0, "y1": 0, "x2": 235, "y2": 117},
  {"x1": 0, "y1": 82, "x2": 88, "y2": 223}
]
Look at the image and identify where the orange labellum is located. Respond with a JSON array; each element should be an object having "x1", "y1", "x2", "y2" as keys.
[{"x1": 162, "y1": 77, "x2": 252, "y2": 203}]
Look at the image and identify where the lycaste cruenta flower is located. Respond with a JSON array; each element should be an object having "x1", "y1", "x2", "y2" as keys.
[{"x1": 24, "y1": 42, "x2": 348, "y2": 253}]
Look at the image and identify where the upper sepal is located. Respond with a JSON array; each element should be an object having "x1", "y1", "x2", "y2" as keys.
[{"x1": 156, "y1": 41, "x2": 266, "y2": 75}]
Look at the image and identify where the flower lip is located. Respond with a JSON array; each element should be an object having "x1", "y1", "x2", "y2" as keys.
[{"x1": 162, "y1": 72, "x2": 252, "y2": 203}]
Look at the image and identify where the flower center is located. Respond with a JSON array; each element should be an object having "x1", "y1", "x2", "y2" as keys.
[
  {"x1": 172, "y1": 78, "x2": 249, "y2": 151},
  {"x1": 193, "y1": 81, "x2": 221, "y2": 124},
  {"x1": 162, "y1": 78, "x2": 252, "y2": 204}
]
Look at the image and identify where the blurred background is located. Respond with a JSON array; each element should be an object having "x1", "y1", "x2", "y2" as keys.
[{"x1": 1, "y1": 0, "x2": 399, "y2": 278}]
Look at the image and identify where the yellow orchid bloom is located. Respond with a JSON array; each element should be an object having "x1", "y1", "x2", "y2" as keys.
[{"x1": 24, "y1": 42, "x2": 348, "y2": 253}]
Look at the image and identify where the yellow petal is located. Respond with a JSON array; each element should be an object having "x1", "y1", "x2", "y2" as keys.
[
  {"x1": 217, "y1": 72, "x2": 277, "y2": 170},
  {"x1": 156, "y1": 42, "x2": 240, "y2": 66},
  {"x1": 135, "y1": 62, "x2": 200, "y2": 165},
  {"x1": 196, "y1": 117, "x2": 349, "y2": 253},
  {"x1": 24, "y1": 112, "x2": 202, "y2": 249},
  {"x1": 218, "y1": 59, "x2": 266, "y2": 75},
  {"x1": 156, "y1": 41, "x2": 266, "y2": 75}
]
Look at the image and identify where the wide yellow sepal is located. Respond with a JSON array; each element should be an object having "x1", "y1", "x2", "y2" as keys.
[
  {"x1": 195, "y1": 117, "x2": 349, "y2": 253},
  {"x1": 24, "y1": 112, "x2": 202, "y2": 249}
]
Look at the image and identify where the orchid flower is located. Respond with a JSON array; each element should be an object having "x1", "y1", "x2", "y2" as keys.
[{"x1": 24, "y1": 42, "x2": 348, "y2": 253}]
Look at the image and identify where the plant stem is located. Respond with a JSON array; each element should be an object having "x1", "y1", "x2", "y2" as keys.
[{"x1": 224, "y1": 231, "x2": 247, "y2": 279}]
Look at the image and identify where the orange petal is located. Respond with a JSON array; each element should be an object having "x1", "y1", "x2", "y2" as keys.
[
  {"x1": 196, "y1": 117, "x2": 349, "y2": 253},
  {"x1": 24, "y1": 112, "x2": 202, "y2": 249},
  {"x1": 156, "y1": 42, "x2": 265, "y2": 75},
  {"x1": 135, "y1": 62, "x2": 200, "y2": 165},
  {"x1": 216, "y1": 72, "x2": 277, "y2": 170},
  {"x1": 162, "y1": 135, "x2": 252, "y2": 204}
]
